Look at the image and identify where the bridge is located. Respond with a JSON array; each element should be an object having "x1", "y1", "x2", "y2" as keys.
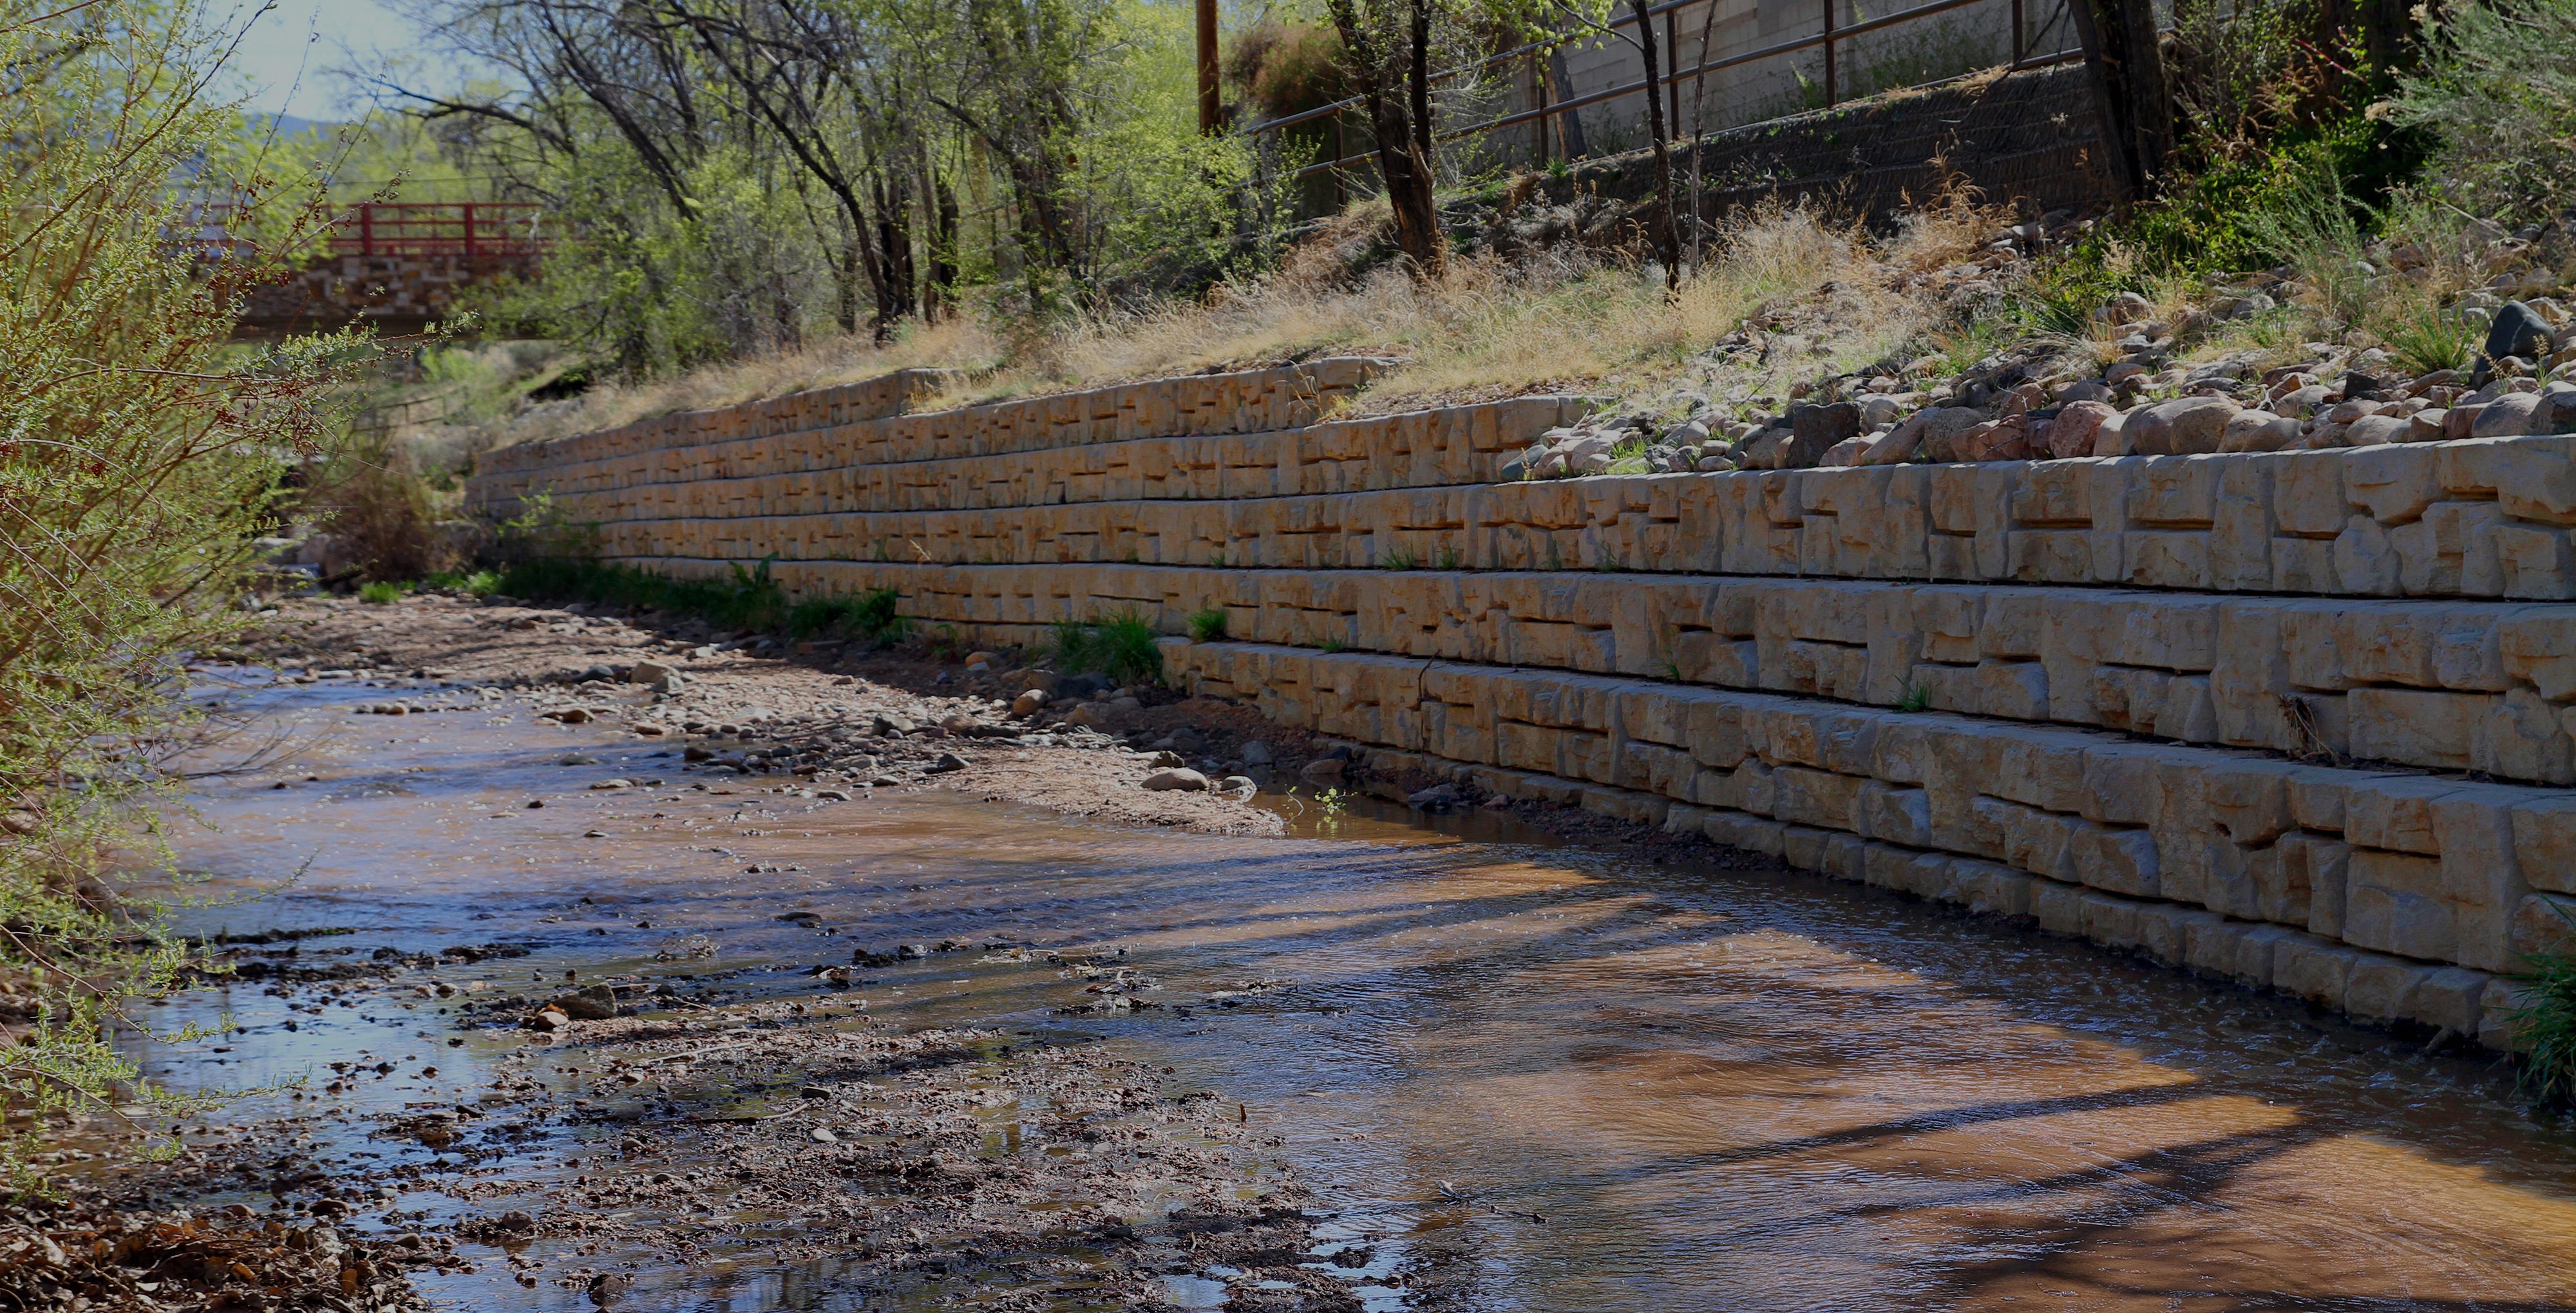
[{"x1": 236, "y1": 202, "x2": 543, "y2": 339}]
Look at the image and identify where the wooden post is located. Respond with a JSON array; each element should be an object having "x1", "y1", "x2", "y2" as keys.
[
  {"x1": 1531, "y1": 53, "x2": 1548, "y2": 166},
  {"x1": 1821, "y1": 0, "x2": 1836, "y2": 106},
  {"x1": 460, "y1": 203, "x2": 475, "y2": 258},
  {"x1": 1195, "y1": 0, "x2": 1220, "y2": 133},
  {"x1": 2011, "y1": 0, "x2": 2024, "y2": 64}
]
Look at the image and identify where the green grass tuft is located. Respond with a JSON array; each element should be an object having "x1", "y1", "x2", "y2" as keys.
[
  {"x1": 358, "y1": 581, "x2": 405, "y2": 605},
  {"x1": 1051, "y1": 612, "x2": 1164, "y2": 685},
  {"x1": 1188, "y1": 607, "x2": 1228, "y2": 642}
]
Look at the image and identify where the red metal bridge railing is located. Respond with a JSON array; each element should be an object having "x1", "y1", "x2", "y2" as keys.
[
  {"x1": 186, "y1": 201, "x2": 546, "y2": 261},
  {"x1": 324, "y1": 202, "x2": 544, "y2": 259}
]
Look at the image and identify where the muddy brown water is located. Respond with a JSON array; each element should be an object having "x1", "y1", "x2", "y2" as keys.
[{"x1": 120, "y1": 672, "x2": 2576, "y2": 1310}]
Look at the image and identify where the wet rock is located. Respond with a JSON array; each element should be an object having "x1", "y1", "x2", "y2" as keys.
[
  {"x1": 549, "y1": 984, "x2": 620, "y2": 1020},
  {"x1": 1218, "y1": 775, "x2": 1257, "y2": 795},
  {"x1": 589, "y1": 779, "x2": 633, "y2": 790},
  {"x1": 1240, "y1": 740, "x2": 1274, "y2": 766},
  {"x1": 1406, "y1": 783, "x2": 1464, "y2": 811},
  {"x1": 1298, "y1": 758, "x2": 1345, "y2": 786},
  {"x1": 526, "y1": 1007, "x2": 572, "y2": 1030},
  {"x1": 1142, "y1": 768, "x2": 1210, "y2": 792}
]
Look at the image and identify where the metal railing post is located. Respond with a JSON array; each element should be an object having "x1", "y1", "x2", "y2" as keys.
[
  {"x1": 2011, "y1": 0, "x2": 2025, "y2": 62},
  {"x1": 359, "y1": 203, "x2": 374, "y2": 258},
  {"x1": 1822, "y1": 0, "x2": 1837, "y2": 105},
  {"x1": 1666, "y1": 7, "x2": 1681, "y2": 138},
  {"x1": 462, "y1": 203, "x2": 477, "y2": 258}
]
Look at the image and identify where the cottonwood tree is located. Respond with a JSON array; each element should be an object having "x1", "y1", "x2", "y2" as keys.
[{"x1": 1322, "y1": 0, "x2": 1448, "y2": 276}]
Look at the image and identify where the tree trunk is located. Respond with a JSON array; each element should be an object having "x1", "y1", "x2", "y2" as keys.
[
  {"x1": 1548, "y1": 48, "x2": 1588, "y2": 158},
  {"x1": 1631, "y1": 0, "x2": 1681, "y2": 296},
  {"x1": 2068, "y1": 0, "x2": 2170, "y2": 202},
  {"x1": 1324, "y1": 0, "x2": 1447, "y2": 278}
]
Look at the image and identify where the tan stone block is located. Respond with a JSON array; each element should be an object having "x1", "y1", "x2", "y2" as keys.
[
  {"x1": 2513, "y1": 795, "x2": 2576, "y2": 894},
  {"x1": 2345, "y1": 954, "x2": 2433, "y2": 1022},
  {"x1": 2274, "y1": 936, "x2": 2356, "y2": 1007}
]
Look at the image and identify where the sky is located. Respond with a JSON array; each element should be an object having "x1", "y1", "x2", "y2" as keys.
[{"x1": 218, "y1": 0, "x2": 486, "y2": 125}]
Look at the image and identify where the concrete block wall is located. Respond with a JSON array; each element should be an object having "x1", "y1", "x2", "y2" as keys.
[
  {"x1": 544, "y1": 434, "x2": 2576, "y2": 604},
  {"x1": 464, "y1": 360, "x2": 2576, "y2": 1049},
  {"x1": 471, "y1": 359, "x2": 1385, "y2": 504},
  {"x1": 613, "y1": 560, "x2": 2576, "y2": 788}
]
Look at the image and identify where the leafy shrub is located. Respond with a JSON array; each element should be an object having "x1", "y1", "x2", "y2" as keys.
[
  {"x1": 0, "y1": 1, "x2": 375, "y2": 1155},
  {"x1": 1188, "y1": 607, "x2": 1228, "y2": 641},
  {"x1": 2397, "y1": 0, "x2": 2576, "y2": 224},
  {"x1": 358, "y1": 581, "x2": 406, "y2": 605}
]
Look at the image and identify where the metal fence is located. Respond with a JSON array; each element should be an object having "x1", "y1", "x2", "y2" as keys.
[{"x1": 1247, "y1": 0, "x2": 2083, "y2": 186}]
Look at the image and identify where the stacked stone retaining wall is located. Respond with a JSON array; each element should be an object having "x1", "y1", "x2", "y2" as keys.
[{"x1": 466, "y1": 359, "x2": 2576, "y2": 1052}]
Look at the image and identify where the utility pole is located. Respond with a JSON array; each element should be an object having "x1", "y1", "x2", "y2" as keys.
[{"x1": 1197, "y1": 0, "x2": 1222, "y2": 133}]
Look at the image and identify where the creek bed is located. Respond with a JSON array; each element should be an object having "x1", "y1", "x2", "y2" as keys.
[{"x1": 111, "y1": 670, "x2": 2576, "y2": 1310}]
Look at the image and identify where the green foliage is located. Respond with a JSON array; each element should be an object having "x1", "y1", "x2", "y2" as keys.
[
  {"x1": 1897, "y1": 684, "x2": 1931, "y2": 713},
  {"x1": 2396, "y1": 0, "x2": 2576, "y2": 223},
  {"x1": 1188, "y1": 608, "x2": 1229, "y2": 641},
  {"x1": 430, "y1": 569, "x2": 505, "y2": 597},
  {"x1": 496, "y1": 555, "x2": 799, "y2": 632},
  {"x1": 0, "y1": 0, "x2": 375, "y2": 1158},
  {"x1": 1050, "y1": 612, "x2": 1163, "y2": 685},
  {"x1": 2513, "y1": 904, "x2": 2576, "y2": 1107},
  {"x1": 787, "y1": 588, "x2": 910, "y2": 644},
  {"x1": 1379, "y1": 547, "x2": 1419, "y2": 570},
  {"x1": 359, "y1": 581, "x2": 407, "y2": 605},
  {"x1": 2379, "y1": 295, "x2": 2479, "y2": 376}
]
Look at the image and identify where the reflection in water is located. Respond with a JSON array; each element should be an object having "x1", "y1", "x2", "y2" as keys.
[{"x1": 138, "y1": 674, "x2": 2576, "y2": 1311}]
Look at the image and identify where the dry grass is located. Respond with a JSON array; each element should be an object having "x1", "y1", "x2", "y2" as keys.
[{"x1": 478, "y1": 193, "x2": 2020, "y2": 448}]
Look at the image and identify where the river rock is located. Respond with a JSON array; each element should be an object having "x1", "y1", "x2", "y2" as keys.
[
  {"x1": 2471, "y1": 391, "x2": 2544, "y2": 438},
  {"x1": 1298, "y1": 758, "x2": 1345, "y2": 785},
  {"x1": 1949, "y1": 417, "x2": 2032, "y2": 462},
  {"x1": 2045, "y1": 401, "x2": 2117, "y2": 458},
  {"x1": 1240, "y1": 740, "x2": 1274, "y2": 766},
  {"x1": 1142, "y1": 768, "x2": 1209, "y2": 791},
  {"x1": 627, "y1": 661, "x2": 674, "y2": 685},
  {"x1": 2220, "y1": 409, "x2": 2302, "y2": 453},
  {"x1": 548, "y1": 984, "x2": 619, "y2": 1020},
  {"x1": 2125, "y1": 396, "x2": 2239, "y2": 456},
  {"x1": 1406, "y1": 783, "x2": 1464, "y2": 811},
  {"x1": 927, "y1": 751, "x2": 969, "y2": 773},
  {"x1": 2487, "y1": 300, "x2": 2552, "y2": 367},
  {"x1": 873, "y1": 713, "x2": 916, "y2": 736},
  {"x1": 2345, "y1": 413, "x2": 2411, "y2": 446},
  {"x1": 1784, "y1": 402, "x2": 1861, "y2": 468},
  {"x1": 1010, "y1": 688, "x2": 1048, "y2": 716}
]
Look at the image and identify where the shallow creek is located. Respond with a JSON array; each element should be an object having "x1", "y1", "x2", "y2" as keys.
[{"x1": 123, "y1": 672, "x2": 2576, "y2": 1310}]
